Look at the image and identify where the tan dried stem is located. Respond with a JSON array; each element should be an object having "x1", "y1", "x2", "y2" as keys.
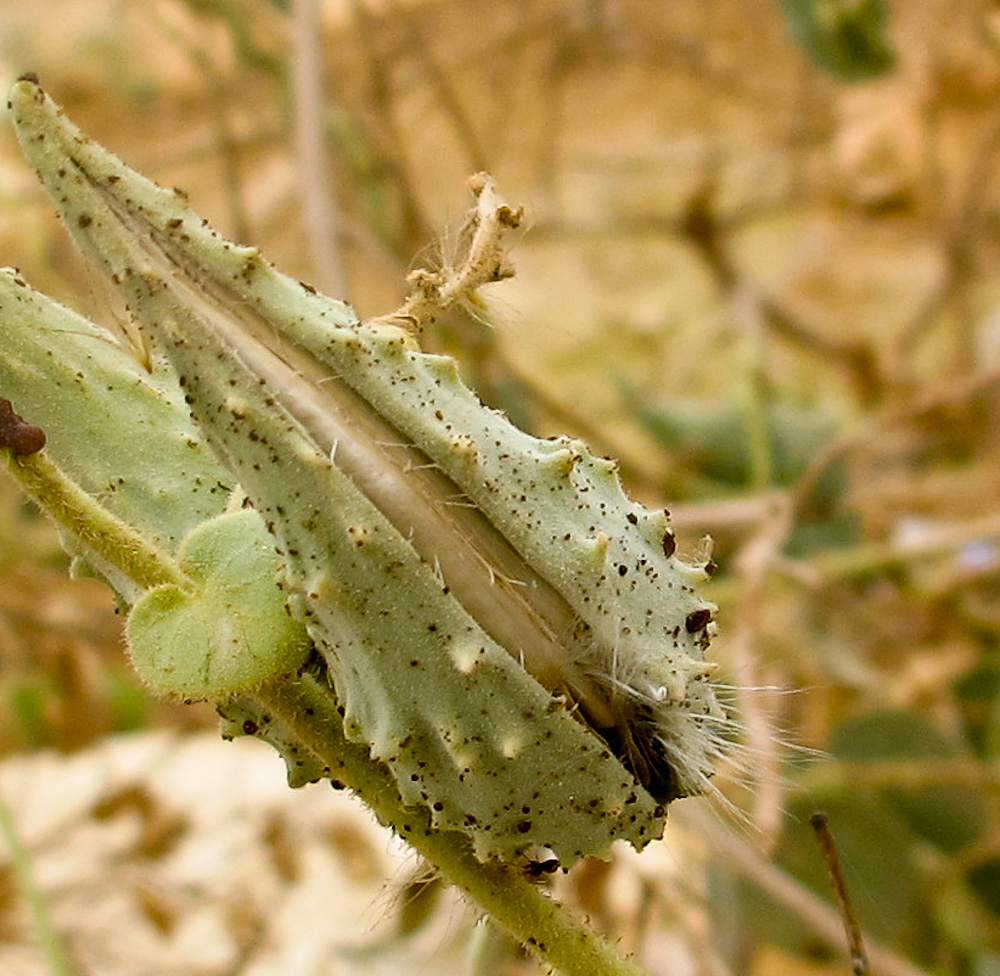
[{"x1": 291, "y1": 0, "x2": 349, "y2": 299}]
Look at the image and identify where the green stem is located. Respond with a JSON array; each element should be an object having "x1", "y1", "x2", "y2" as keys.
[
  {"x1": 0, "y1": 780, "x2": 79, "y2": 976},
  {"x1": 253, "y1": 669, "x2": 650, "y2": 976},
  {"x1": 3, "y1": 452, "x2": 186, "y2": 591},
  {"x1": 465, "y1": 914, "x2": 520, "y2": 976}
]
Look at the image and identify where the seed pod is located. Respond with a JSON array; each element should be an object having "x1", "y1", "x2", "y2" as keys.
[{"x1": 8, "y1": 77, "x2": 734, "y2": 866}]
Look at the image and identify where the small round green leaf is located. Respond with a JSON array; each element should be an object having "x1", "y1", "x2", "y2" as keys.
[{"x1": 127, "y1": 510, "x2": 310, "y2": 698}]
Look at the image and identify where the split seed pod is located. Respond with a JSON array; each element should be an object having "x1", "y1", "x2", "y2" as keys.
[{"x1": 5, "y1": 78, "x2": 734, "y2": 865}]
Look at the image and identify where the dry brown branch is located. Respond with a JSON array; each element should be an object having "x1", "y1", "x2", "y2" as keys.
[
  {"x1": 811, "y1": 812, "x2": 871, "y2": 976},
  {"x1": 801, "y1": 758, "x2": 1000, "y2": 794},
  {"x1": 678, "y1": 182, "x2": 883, "y2": 403},
  {"x1": 807, "y1": 508, "x2": 1000, "y2": 580},
  {"x1": 383, "y1": 0, "x2": 491, "y2": 174},
  {"x1": 676, "y1": 806, "x2": 933, "y2": 976}
]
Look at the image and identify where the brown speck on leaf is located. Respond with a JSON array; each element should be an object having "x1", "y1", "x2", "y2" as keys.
[
  {"x1": 685, "y1": 608, "x2": 712, "y2": 633},
  {"x1": 0, "y1": 397, "x2": 46, "y2": 455}
]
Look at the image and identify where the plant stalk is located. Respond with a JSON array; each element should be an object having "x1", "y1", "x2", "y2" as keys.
[{"x1": 253, "y1": 669, "x2": 651, "y2": 976}]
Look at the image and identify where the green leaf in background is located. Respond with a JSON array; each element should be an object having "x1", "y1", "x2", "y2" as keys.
[
  {"x1": 954, "y1": 658, "x2": 1000, "y2": 760},
  {"x1": 831, "y1": 709, "x2": 988, "y2": 853},
  {"x1": 628, "y1": 397, "x2": 843, "y2": 495},
  {"x1": 739, "y1": 790, "x2": 921, "y2": 950},
  {"x1": 777, "y1": 0, "x2": 896, "y2": 81},
  {"x1": 627, "y1": 391, "x2": 856, "y2": 555},
  {"x1": 7, "y1": 677, "x2": 54, "y2": 747},
  {"x1": 103, "y1": 668, "x2": 152, "y2": 733},
  {"x1": 968, "y1": 858, "x2": 1000, "y2": 919},
  {"x1": 935, "y1": 858, "x2": 1000, "y2": 955}
]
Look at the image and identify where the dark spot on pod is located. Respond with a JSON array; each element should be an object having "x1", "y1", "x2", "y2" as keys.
[
  {"x1": 0, "y1": 397, "x2": 46, "y2": 456},
  {"x1": 516, "y1": 820, "x2": 532, "y2": 834},
  {"x1": 662, "y1": 531, "x2": 676, "y2": 558},
  {"x1": 242, "y1": 719, "x2": 259, "y2": 735},
  {"x1": 523, "y1": 856, "x2": 560, "y2": 878},
  {"x1": 685, "y1": 608, "x2": 712, "y2": 633},
  {"x1": 77, "y1": 214, "x2": 93, "y2": 228}
]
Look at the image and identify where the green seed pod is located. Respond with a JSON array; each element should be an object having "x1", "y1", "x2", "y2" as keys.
[{"x1": 7, "y1": 77, "x2": 735, "y2": 866}]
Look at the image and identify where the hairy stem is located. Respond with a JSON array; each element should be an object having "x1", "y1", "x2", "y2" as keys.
[
  {"x1": 3, "y1": 452, "x2": 186, "y2": 592},
  {"x1": 252, "y1": 668, "x2": 651, "y2": 976}
]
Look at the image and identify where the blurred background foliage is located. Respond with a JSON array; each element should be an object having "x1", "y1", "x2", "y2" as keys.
[{"x1": 0, "y1": 1, "x2": 999, "y2": 974}]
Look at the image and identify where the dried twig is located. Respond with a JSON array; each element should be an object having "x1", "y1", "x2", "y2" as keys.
[
  {"x1": 678, "y1": 182, "x2": 883, "y2": 403},
  {"x1": 806, "y1": 508, "x2": 1000, "y2": 580},
  {"x1": 811, "y1": 812, "x2": 870, "y2": 976},
  {"x1": 800, "y1": 758, "x2": 1000, "y2": 795},
  {"x1": 291, "y1": 0, "x2": 349, "y2": 298},
  {"x1": 676, "y1": 806, "x2": 930, "y2": 976}
]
